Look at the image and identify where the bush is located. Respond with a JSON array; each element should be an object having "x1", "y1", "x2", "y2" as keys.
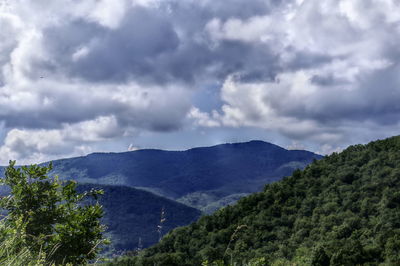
[{"x1": 0, "y1": 161, "x2": 107, "y2": 265}]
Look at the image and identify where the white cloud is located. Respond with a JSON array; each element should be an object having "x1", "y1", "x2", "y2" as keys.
[
  {"x1": 0, "y1": 115, "x2": 125, "y2": 164},
  {"x1": 0, "y1": 129, "x2": 69, "y2": 164},
  {"x1": 206, "y1": 16, "x2": 275, "y2": 44},
  {"x1": 190, "y1": 0, "x2": 400, "y2": 153},
  {"x1": 71, "y1": 46, "x2": 90, "y2": 62},
  {"x1": 88, "y1": 0, "x2": 128, "y2": 29},
  {"x1": 64, "y1": 116, "x2": 122, "y2": 142},
  {"x1": 187, "y1": 107, "x2": 221, "y2": 127}
]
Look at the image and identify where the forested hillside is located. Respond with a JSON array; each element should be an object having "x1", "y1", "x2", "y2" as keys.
[{"x1": 112, "y1": 136, "x2": 400, "y2": 265}]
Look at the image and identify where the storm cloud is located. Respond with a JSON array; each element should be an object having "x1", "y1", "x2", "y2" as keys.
[{"x1": 0, "y1": 0, "x2": 400, "y2": 163}]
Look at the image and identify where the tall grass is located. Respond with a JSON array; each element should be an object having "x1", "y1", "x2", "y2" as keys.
[
  {"x1": 0, "y1": 218, "x2": 47, "y2": 266},
  {"x1": 0, "y1": 217, "x2": 106, "y2": 265}
]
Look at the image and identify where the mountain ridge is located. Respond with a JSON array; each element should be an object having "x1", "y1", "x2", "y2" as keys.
[
  {"x1": 0, "y1": 140, "x2": 322, "y2": 212},
  {"x1": 18, "y1": 140, "x2": 319, "y2": 163},
  {"x1": 112, "y1": 135, "x2": 400, "y2": 265}
]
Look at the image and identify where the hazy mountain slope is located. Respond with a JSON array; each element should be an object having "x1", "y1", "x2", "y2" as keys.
[
  {"x1": 77, "y1": 184, "x2": 201, "y2": 253},
  {"x1": 17, "y1": 140, "x2": 320, "y2": 210},
  {"x1": 112, "y1": 136, "x2": 400, "y2": 265}
]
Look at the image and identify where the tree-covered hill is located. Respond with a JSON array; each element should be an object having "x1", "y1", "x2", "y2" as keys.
[
  {"x1": 76, "y1": 184, "x2": 201, "y2": 253},
  {"x1": 112, "y1": 136, "x2": 400, "y2": 265}
]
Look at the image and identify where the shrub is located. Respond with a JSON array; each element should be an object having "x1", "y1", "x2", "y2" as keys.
[{"x1": 0, "y1": 161, "x2": 107, "y2": 265}]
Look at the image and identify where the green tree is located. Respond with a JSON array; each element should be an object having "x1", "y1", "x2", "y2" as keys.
[
  {"x1": 311, "y1": 245, "x2": 330, "y2": 266},
  {"x1": 0, "y1": 161, "x2": 107, "y2": 265},
  {"x1": 385, "y1": 235, "x2": 400, "y2": 264}
]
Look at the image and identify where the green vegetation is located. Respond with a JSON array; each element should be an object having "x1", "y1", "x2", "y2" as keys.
[
  {"x1": 0, "y1": 161, "x2": 107, "y2": 265},
  {"x1": 0, "y1": 219, "x2": 47, "y2": 266},
  {"x1": 111, "y1": 136, "x2": 400, "y2": 265}
]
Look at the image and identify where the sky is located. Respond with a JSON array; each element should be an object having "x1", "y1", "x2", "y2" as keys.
[{"x1": 0, "y1": 0, "x2": 400, "y2": 164}]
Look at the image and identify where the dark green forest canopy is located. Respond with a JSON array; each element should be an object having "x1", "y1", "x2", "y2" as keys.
[{"x1": 112, "y1": 136, "x2": 400, "y2": 265}]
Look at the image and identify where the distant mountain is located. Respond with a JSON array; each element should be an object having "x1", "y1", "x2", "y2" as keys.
[
  {"x1": 28, "y1": 140, "x2": 320, "y2": 212},
  {"x1": 112, "y1": 136, "x2": 400, "y2": 265},
  {"x1": 76, "y1": 184, "x2": 201, "y2": 253}
]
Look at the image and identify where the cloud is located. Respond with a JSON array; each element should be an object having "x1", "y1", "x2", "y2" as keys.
[
  {"x1": 190, "y1": 0, "x2": 400, "y2": 153},
  {"x1": 0, "y1": 115, "x2": 125, "y2": 164},
  {"x1": 40, "y1": 8, "x2": 181, "y2": 83},
  {"x1": 1, "y1": 0, "x2": 400, "y2": 162}
]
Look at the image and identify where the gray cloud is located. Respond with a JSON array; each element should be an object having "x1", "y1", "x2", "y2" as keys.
[
  {"x1": 0, "y1": 0, "x2": 400, "y2": 163},
  {"x1": 35, "y1": 3, "x2": 281, "y2": 85},
  {"x1": 64, "y1": 8, "x2": 180, "y2": 83}
]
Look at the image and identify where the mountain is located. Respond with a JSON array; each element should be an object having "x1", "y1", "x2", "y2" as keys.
[
  {"x1": 26, "y1": 140, "x2": 321, "y2": 212},
  {"x1": 111, "y1": 136, "x2": 400, "y2": 265},
  {"x1": 76, "y1": 184, "x2": 201, "y2": 253}
]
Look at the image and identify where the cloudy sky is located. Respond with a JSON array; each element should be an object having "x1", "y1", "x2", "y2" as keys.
[{"x1": 0, "y1": 0, "x2": 400, "y2": 164}]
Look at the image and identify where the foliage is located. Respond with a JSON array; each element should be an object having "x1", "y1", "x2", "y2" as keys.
[
  {"x1": 111, "y1": 136, "x2": 400, "y2": 265},
  {"x1": 0, "y1": 161, "x2": 107, "y2": 265}
]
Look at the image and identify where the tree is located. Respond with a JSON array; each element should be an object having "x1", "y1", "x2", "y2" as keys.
[
  {"x1": 311, "y1": 245, "x2": 330, "y2": 266},
  {"x1": 0, "y1": 161, "x2": 107, "y2": 265}
]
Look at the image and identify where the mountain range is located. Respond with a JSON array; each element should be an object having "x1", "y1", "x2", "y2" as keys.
[
  {"x1": 0, "y1": 140, "x2": 322, "y2": 253},
  {"x1": 45, "y1": 140, "x2": 321, "y2": 212}
]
